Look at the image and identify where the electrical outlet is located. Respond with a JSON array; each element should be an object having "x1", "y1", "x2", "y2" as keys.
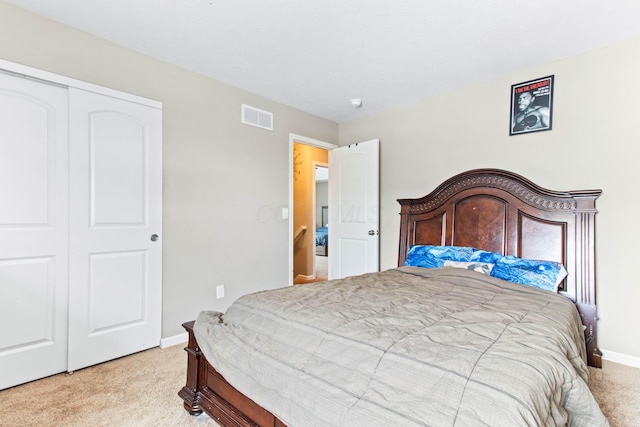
[{"x1": 216, "y1": 285, "x2": 225, "y2": 299}]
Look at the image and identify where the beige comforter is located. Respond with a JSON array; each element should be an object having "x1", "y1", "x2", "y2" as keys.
[{"x1": 194, "y1": 267, "x2": 608, "y2": 426}]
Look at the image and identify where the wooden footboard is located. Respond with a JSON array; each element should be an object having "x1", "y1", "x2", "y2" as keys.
[{"x1": 178, "y1": 321, "x2": 287, "y2": 427}]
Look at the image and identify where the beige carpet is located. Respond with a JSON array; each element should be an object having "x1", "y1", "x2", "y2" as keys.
[
  {"x1": 0, "y1": 345, "x2": 219, "y2": 427},
  {"x1": 588, "y1": 360, "x2": 640, "y2": 426},
  {"x1": 315, "y1": 255, "x2": 328, "y2": 281},
  {"x1": 0, "y1": 344, "x2": 638, "y2": 427}
]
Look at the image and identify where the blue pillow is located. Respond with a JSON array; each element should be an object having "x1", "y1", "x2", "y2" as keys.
[
  {"x1": 405, "y1": 246, "x2": 567, "y2": 292},
  {"x1": 404, "y1": 245, "x2": 474, "y2": 268},
  {"x1": 489, "y1": 255, "x2": 567, "y2": 292}
]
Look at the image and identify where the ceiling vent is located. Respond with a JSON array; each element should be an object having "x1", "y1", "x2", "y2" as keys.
[{"x1": 241, "y1": 104, "x2": 273, "y2": 131}]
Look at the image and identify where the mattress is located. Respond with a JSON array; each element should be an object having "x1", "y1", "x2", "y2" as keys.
[{"x1": 194, "y1": 266, "x2": 608, "y2": 426}]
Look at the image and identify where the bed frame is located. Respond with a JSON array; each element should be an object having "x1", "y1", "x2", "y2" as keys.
[{"x1": 179, "y1": 168, "x2": 602, "y2": 426}]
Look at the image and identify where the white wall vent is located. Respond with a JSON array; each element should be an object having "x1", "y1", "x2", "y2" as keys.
[{"x1": 241, "y1": 104, "x2": 273, "y2": 131}]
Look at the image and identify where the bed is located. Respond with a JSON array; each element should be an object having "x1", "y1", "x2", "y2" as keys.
[{"x1": 179, "y1": 168, "x2": 606, "y2": 426}]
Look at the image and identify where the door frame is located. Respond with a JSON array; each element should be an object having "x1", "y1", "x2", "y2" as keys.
[
  {"x1": 0, "y1": 59, "x2": 160, "y2": 109},
  {"x1": 288, "y1": 134, "x2": 337, "y2": 285}
]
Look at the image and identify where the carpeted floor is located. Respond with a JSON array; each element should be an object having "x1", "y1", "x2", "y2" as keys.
[
  {"x1": 588, "y1": 359, "x2": 640, "y2": 426},
  {"x1": 315, "y1": 255, "x2": 328, "y2": 280},
  {"x1": 0, "y1": 345, "x2": 219, "y2": 427},
  {"x1": 0, "y1": 343, "x2": 638, "y2": 426}
]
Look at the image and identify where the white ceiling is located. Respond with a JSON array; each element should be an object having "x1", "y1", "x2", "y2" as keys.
[{"x1": 5, "y1": 0, "x2": 640, "y2": 123}]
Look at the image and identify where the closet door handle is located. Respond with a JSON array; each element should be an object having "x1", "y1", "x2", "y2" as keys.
[{"x1": 150, "y1": 234, "x2": 159, "y2": 242}]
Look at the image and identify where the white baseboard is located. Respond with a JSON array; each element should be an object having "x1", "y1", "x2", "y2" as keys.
[
  {"x1": 160, "y1": 332, "x2": 188, "y2": 349},
  {"x1": 600, "y1": 348, "x2": 640, "y2": 369}
]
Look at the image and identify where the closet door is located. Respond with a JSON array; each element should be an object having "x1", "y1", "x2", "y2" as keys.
[
  {"x1": 0, "y1": 73, "x2": 69, "y2": 390},
  {"x1": 67, "y1": 88, "x2": 162, "y2": 371}
]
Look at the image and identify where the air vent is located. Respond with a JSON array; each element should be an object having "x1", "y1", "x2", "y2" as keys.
[{"x1": 241, "y1": 104, "x2": 273, "y2": 131}]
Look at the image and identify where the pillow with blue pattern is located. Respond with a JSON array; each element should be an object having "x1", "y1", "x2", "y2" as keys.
[
  {"x1": 404, "y1": 245, "x2": 474, "y2": 269},
  {"x1": 405, "y1": 245, "x2": 567, "y2": 292},
  {"x1": 489, "y1": 255, "x2": 567, "y2": 292}
]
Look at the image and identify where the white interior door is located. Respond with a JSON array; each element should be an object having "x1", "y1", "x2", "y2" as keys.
[
  {"x1": 0, "y1": 73, "x2": 69, "y2": 389},
  {"x1": 67, "y1": 88, "x2": 162, "y2": 371},
  {"x1": 328, "y1": 139, "x2": 379, "y2": 279}
]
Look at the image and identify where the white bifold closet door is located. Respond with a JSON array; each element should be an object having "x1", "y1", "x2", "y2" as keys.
[
  {"x1": 0, "y1": 70, "x2": 162, "y2": 389},
  {"x1": 67, "y1": 87, "x2": 162, "y2": 372},
  {"x1": 0, "y1": 73, "x2": 70, "y2": 390}
]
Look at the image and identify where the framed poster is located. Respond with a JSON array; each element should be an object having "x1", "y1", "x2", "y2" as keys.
[{"x1": 510, "y1": 75, "x2": 554, "y2": 135}]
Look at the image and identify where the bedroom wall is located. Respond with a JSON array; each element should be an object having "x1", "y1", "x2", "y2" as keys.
[
  {"x1": 0, "y1": 2, "x2": 338, "y2": 338},
  {"x1": 338, "y1": 36, "x2": 640, "y2": 366}
]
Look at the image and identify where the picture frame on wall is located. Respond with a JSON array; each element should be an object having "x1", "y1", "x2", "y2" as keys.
[{"x1": 510, "y1": 75, "x2": 554, "y2": 135}]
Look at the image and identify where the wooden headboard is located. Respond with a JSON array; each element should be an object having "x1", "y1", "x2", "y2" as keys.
[{"x1": 397, "y1": 169, "x2": 602, "y2": 368}]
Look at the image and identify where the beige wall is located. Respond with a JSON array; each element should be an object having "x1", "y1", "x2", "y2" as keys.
[
  {"x1": 339, "y1": 37, "x2": 640, "y2": 364},
  {"x1": 0, "y1": 2, "x2": 338, "y2": 338}
]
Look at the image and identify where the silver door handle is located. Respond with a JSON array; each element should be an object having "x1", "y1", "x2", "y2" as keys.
[
  {"x1": 368, "y1": 230, "x2": 376, "y2": 236},
  {"x1": 150, "y1": 234, "x2": 159, "y2": 242}
]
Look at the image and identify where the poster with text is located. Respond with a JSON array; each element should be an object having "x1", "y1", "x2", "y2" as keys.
[{"x1": 510, "y1": 75, "x2": 554, "y2": 135}]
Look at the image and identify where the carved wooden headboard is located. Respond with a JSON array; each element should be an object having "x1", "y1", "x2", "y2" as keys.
[{"x1": 397, "y1": 169, "x2": 602, "y2": 367}]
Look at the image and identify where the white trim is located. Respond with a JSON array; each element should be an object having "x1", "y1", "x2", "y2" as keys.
[
  {"x1": 289, "y1": 133, "x2": 337, "y2": 150},
  {"x1": 0, "y1": 58, "x2": 162, "y2": 109},
  {"x1": 600, "y1": 348, "x2": 640, "y2": 369},
  {"x1": 160, "y1": 332, "x2": 188, "y2": 349},
  {"x1": 288, "y1": 134, "x2": 338, "y2": 285}
]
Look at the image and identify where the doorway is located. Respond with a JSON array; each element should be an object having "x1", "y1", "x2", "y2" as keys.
[
  {"x1": 289, "y1": 135, "x2": 380, "y2": 284},
  {"x1": 288, "y1": 134, "x2": 337, "y2": 285}
]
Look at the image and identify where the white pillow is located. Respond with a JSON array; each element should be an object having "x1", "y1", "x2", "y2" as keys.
[{"x1": 444, "y1": 260, "x2": 494, "y2": 275}]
